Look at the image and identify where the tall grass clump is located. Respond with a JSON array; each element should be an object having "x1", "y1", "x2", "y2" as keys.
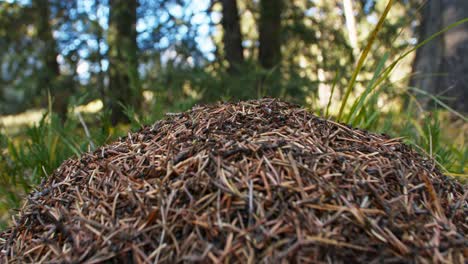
[
  {"x1": 333, "y1": 0, "x2": 467, "y2": 181},
  {"x1": 0, "y1": 108, "x2": 119, "y2": 226}
]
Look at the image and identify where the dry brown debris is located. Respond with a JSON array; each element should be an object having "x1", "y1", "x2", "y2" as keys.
[{"x1": 1, "y1": 98, "x2": 466, "y2": 263}]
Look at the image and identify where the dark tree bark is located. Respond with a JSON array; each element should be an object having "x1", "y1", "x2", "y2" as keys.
[
  {"x1": 108, "y1": 0, "x2": 141, "y2": 125},
  {"x1": 258, "y1": 0, "x2": 283, "y2": 69},
  {"x1": 221, "y1": 0, "x2": 244, "y2": 73},
  {"x1": 410, "y1": 0, "x2": 468, "y2": 113},
  {"x1": 92, "y1": 0, "x2": 106, "y2": 100},
  {"x1": 33, "y1": 0, "x2": 67, "y2": 120}
]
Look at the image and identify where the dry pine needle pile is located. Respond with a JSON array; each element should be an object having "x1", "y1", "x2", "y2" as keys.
[{"x1": 1, "y1": 98, "x2": 467, "y2": 263}]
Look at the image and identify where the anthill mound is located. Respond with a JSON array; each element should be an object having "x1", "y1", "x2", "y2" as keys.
[{"x1": 1, "y1": 98, "x2": 466, "y2": 263}]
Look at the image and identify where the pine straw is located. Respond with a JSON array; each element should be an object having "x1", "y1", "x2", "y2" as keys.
[{"x1": 1, "y1": 98, "x2": 467, "y2": 263}]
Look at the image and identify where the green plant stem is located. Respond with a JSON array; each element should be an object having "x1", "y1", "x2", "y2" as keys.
[{"x1": 337, "y1": 0, "x2": 394, "y2": 121}]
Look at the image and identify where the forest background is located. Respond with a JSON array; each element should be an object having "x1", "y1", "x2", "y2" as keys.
[{"x1": 0, "y1": 0, "x2": 467, "y2": 227}]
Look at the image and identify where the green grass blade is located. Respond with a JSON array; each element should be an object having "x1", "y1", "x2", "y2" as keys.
[
  {"x1": 326, "y1": 71, "x2": 340, "y2": 118},
  {"x1": 347, "y1": 52, "x2": 390, "y2": 124},
  {"x1": 337, "y1": 0, "x2": 394, "y2": 121},
  {"x1": 409, "y1": 87, "x2": 467, "y2": 121},
  {"x1": 363, "y1": 110, "x2": 379, "y2": 128},
  {"x1": 375, "y1": 17, "x2": 468, "y2": 91}
]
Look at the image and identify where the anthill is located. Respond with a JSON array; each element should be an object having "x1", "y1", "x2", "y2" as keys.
[{"x1": 1, "y1": 98, "x2": 466, "y2": 263}]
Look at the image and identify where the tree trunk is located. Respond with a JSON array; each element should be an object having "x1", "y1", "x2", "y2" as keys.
[
  {"x1": 258, "y1": 0, "x2": 282, "y2": 69},
  {"x1": 343, "y1": 0, "x2": 359, "y2": 58},
  {"x1": 33, "y1": 0, "x2": 67, "y2": 120},
  {"x1": 108, "y1": 0, "x2": 141, "y2": 125},
  {"x1": 93, "y1": 0, "x2": 106, "y2": 101},
  {"x1": 410, "y1": 0, "x2": 468, "y2": 113},
  {"x1": 221, "y1": 0, "x2": 244, "y2": 74}
]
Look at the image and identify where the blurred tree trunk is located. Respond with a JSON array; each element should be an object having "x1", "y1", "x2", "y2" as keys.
[
  {"x1": 33, "y1": 0, "x2": 67, "y2": 120},
  {"x1": 410, "y1": 0, "x2": 468, "y2": 113},
  {"x1": 93, "y1": 0, "x2": 106, "y2": 100},
  {"x1": 108, "y1": 0, "x2": 141, "y2": 125},
  {"x1": 258, "y1": 0, "x2": 282, "y2": 69},
  {"x1": 257, "y1": 0, "x2": 283, "y2": 97},
  {"x1": 221, "y1": 0, "x2": 244, "y2": 74},
  {"x1": 343, "y1": 0, "x2": 359, "y2": 58}
]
